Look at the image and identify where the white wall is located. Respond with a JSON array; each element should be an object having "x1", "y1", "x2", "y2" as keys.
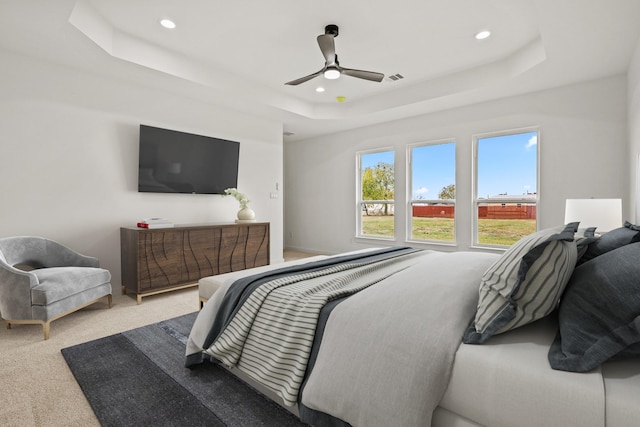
[
  {"x1": 628, "y1": 37, "x2": 640, "y2": 223},
  {"x1": 0, "y1": 50, "x2": 284, "y2": 292},
  {"x1": 284, "y1": 76, "x2": 629, "y2": 255}
]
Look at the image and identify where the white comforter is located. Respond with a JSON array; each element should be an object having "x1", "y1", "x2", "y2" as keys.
[{"x1": 186, "y1": 249, "x2": 498, "y2": 427}]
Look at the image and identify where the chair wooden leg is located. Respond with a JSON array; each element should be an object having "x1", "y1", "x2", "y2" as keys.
[
  {"x1": 43, "y1": 321, "x2": 51, "y2": 340},
  {"x1": 5, "y1": 293, "x2": 112, "y2": 340}
]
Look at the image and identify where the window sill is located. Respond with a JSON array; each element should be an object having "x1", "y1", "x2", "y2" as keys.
[
  {"x1": 468, "y1": 245, "x2": 507, "y2": 253},
  {"x1": 354, "y1": 235, "x2": 397, "y2": 245},
  {"x1": 404, "y1": 239, "x2": 457, "y2": 249}
]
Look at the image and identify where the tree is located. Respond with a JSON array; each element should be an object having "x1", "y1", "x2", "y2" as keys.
[
  {"x1": 439, "y1": 184, "x2": 455, "y2": 200},
  {"x1": 362, "y1": 162, "x2": 394, "y2": 215}
]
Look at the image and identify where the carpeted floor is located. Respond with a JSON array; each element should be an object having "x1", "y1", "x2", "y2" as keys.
[
  {"x1": 61, "y1": 312, "x2": 307, "y2": 426},
  {"x1": 0, "y1": 250, "x2": 319, "y2": 427},
  {"x1": 0, "y1": 288, "x2": 200, "y2": 427}
]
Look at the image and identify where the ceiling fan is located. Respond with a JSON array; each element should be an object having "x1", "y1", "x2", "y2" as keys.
[{"x1": 285, "y1": 24, "x2": 384, "y2": 86}]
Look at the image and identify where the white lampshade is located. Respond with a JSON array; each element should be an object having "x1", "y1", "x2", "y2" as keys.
[{"x1": 564, "y1": 198, "x2": 622, "y2": 232}]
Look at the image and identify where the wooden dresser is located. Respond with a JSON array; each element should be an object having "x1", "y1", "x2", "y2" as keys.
[{"x1": 120, "y1": 222, "x2": 269, "y2": 303}]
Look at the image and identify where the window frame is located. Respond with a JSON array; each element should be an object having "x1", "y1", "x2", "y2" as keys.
[
  {"x1": 472, "y1": 127, "x2": 540, "y2": 248},
  {"x1": 406, "y1": 139, "x2": 457, "y2": 245},
  {"x1": 356, "y1": 148, "x2": 396, "y2": 240}
]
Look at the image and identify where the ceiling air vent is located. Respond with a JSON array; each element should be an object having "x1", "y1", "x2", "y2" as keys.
[
  {"x1": 388, "y1": 73, "x2": 404, "y2": 82},
  {"x1": 283, "y1": 131, "x2": 295, "y2": 137}
]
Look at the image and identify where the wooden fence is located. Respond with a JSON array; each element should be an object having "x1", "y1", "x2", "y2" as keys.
[{"x1": 413, "y1": 204, "x2": 536, "y2": 220}]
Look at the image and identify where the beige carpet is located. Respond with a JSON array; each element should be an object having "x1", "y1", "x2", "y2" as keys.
[
  {"x1": 0, "y1": 288, "x2": 199, "y2": 427},
  {"x1": 0, "y1": 250, "x2": 319, "y2": 427}
]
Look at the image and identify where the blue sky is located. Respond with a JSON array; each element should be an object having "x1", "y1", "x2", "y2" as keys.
[
  {"x1": 361, "y1": 131, "x2": 537, "y2": 199},
  {"x1": 411, "y1": 143, "x2": 455, "y2": 200},
  {"x1": 476, "y1": 132, "x2": 537, "y2": 198}
]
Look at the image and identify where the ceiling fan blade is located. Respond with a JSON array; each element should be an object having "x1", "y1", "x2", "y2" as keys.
[
  {"x1": 285, "y1": 69, "x2": 324, "y2": 86},
  {"x1": 341, "y1": 67, "x2": 385, "y2": 82},
  {"x1": 317, "y1": 34, "x2": 336, "y2": 65}
]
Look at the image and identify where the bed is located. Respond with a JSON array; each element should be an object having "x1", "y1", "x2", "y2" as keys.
[{"x1": 186, "y1": 222, "x2": 640, "y2": 427}]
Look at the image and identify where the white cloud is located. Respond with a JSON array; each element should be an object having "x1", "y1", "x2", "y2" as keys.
[
  {"x1": 414, "y1": 187, "x2": 429, "y2": 198},
  {"x1": 525, "y1": 135, "x2": 537, "y2": 149}
]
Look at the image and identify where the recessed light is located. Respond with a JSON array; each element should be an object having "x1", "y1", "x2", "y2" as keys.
[
  {"x1": 160, "y1": 19, "x2": 176, "y2": 29},
  {"x1": 315, "y1": 87, "x2": 325, "y2": 93},
  {"x1": 475, "y1": 30, "x2": 491, "y2": 40}
]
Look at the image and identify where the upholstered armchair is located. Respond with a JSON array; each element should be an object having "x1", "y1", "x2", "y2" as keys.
[{"x1": 0, "y1": 236, "x2": 112, "y2": 339}]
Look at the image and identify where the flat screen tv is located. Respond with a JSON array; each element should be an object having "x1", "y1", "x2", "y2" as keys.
[{"x1": 138, "y1": 125, "x2": 240, "y2": 194}]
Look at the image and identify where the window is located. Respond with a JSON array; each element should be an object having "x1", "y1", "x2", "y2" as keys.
[
  {"x1": 357, "y1": 150, "x2": 395, "y2": 238},
  {"x1": 408, "y1": 141, "x2": 456, "y2": 243},
  {"x1": 474, "y1": 129, "x2": 538, "y2": 246}
]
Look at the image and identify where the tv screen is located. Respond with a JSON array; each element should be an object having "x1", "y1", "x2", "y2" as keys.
[{"x1": 138, "y1": 125, "x2": 239, "y2": 194}]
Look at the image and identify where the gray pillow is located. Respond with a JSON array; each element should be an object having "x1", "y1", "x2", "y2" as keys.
[
  {"x1": 464, "y1": 223, "x2": 579, "y2": 344},
  {"x1": 578, "y1": 221, "x2": 640, "y2": 264},
  {"x1": 548, "y1": 242, "x2": 640, "y2": 372},
  {"x1": 575, "y1": 227, "x2": 598, "y2": 261}
]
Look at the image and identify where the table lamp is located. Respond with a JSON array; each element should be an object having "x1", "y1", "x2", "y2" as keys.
[{"x1": 564, "y1": 198, "x2": 622, "y2": 232}]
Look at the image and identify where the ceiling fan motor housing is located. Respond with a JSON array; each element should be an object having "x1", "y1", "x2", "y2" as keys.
[{"x1": 325, "y1": 24, "x2": 339, "y2": 37}]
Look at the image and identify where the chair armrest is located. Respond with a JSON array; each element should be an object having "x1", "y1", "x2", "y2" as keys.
[
  {"x1": 0, "y1": 261, "x2": 38, "y2": 320},
  {"x1": 0, "y1": 260, "x2": 39, "y2": 286},
  {"x1": 43, "y1": 240, "x2": 100, "y2": 268}
]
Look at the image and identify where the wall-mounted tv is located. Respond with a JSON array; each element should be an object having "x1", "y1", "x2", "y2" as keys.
[{"x1": 138, "y1": 125, "x2": 240, "y2": 194}]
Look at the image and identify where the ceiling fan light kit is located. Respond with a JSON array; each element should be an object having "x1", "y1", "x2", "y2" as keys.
[
  {"x1": 285, "y1": 24, "x2": 384, "y2": 86},
  {"x1": 324, "y1": 67, "x2": 340, "y2": 79}
]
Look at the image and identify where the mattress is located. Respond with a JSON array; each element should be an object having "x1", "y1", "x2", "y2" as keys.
[
  {"x1": 439, "y1": 316, "x2": 605, "y2": 427},
  {"x1": 601, "y1": 359, "x2": 640, "y2": 426}
]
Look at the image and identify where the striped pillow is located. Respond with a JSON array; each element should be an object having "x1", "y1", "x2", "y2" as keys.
[{"x1": 463, "y1": 223, "x2": 579, "y2": 344}]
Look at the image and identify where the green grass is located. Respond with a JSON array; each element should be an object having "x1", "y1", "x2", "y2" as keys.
[
  {"x1": 411, "y1": 218, "x2": 455, "y2": 242},
  {"x1": 361, "y1": 216, "x2": 536, "y2": 246},
  {"x1": 477, "y1": 219, "x2": 537, "y2": 246},
  {"x1": 360, "y1": 215, "x2": 395, "y2": 238}
]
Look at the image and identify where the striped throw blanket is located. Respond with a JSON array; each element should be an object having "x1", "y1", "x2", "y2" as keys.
[{"x1": 204, "y1": 248, "x2": 424, "y2": 406}]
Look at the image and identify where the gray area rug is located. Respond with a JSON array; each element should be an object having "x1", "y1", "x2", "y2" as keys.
[{"x1": 61, "y1": 312, "x2": 308, "y2": 427}]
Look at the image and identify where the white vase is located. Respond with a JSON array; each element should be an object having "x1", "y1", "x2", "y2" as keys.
[{"x1": 236, "y1": 207, "x2": 256, "y2": 222}]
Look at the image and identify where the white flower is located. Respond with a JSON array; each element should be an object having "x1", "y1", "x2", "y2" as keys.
[{"x1": 224, "y1": 188, "x2": 250, "y2": 209}]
